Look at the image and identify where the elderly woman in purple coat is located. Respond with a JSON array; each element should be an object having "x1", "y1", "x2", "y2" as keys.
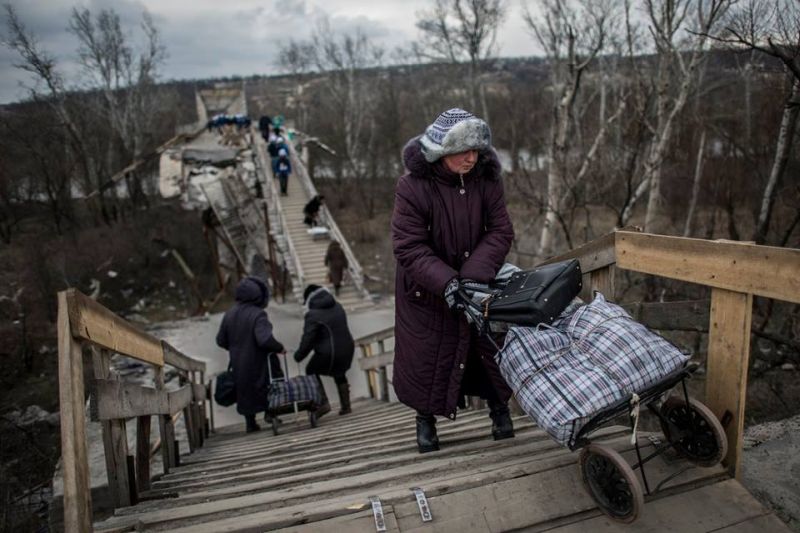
[{"x1": 391, "y1": 108, "x2": 515, "y2": 453}]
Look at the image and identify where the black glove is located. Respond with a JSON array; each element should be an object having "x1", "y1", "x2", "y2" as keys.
[{"x1": 443, "y1": 278, "x2": 461, "y2": 310}]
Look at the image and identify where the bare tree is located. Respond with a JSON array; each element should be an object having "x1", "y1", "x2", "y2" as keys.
[
  {"x1": 620, "y1": 0, "x2": 733, "y2": 232},
  {"x1": 69, "y1": 7, "x2": 167, "y2": 204},
  {"x1": 415, "y1": 0, "x2": 505, "y2": 118},
  {"x1": 704, "y1": 0, "x2": 800, "y2": 243},
  {"x1": 2, "y1": 4, "x2": 97, "y2": 203},
  {"x1": 524, "y1": 0, "x2": 623, "y2": 257},
  {"x1": 279, "y1": 19, "x2": 386, "y2": 213}
]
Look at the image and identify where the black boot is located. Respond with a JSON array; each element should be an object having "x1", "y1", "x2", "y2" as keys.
[
  {"x1": 315, "y1": 375, "x2": 331, "y2": 418},
  {"x1": 336, "y1": 382, "x2": 351, "y2": 415},
  {"x1": 489, "y1": 402, "x2": 515, "y2": 440},
  {"x1": 245, "y1": 414, "x2": 261, "y2": 433},
  {"x1": 416, "y1": 413, "x2": 439, "y2": 453}
]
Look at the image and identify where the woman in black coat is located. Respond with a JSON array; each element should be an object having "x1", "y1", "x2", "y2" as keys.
[
  {"x1": 216, "y1": 277, "x2": 284, "y2": 432},
  {"x1": 293, "y1": 285, "x2": 355, "y2": 415}
]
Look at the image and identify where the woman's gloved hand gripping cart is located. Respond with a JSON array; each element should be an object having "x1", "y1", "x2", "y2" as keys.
[{"x1": 457, "y1": 260, "x2": 727, "y2": 523}]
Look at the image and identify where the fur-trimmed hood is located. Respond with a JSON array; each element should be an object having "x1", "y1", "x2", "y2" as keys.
[{"x1": 402, "y1": 136, "x2": 502, "y2": 182}]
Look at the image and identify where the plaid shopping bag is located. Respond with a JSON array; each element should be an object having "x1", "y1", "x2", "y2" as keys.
[{"x1": 268, "y1": 375, "x2": 323, "y2": 410}]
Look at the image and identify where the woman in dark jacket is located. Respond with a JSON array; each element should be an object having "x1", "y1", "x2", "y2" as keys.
[
  {"x1": 294, "y1": 285, "x2": 355, "y2": 415},
  {"x1": 391, "y1": 108, "x2": 515, "y2": 453},
  {"x1": 216, "y1": 277, "x2": 285, "y2": 432},
  {"x1": 324, "y1": 240, "x2": 349, "y2": 296}
]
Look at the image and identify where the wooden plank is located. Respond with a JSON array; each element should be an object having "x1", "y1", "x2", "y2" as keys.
[
  {"x1": 589, "y1": 264, "x2": 615, "y2": 299},
  {"x1": 358, "y1": 351, "x2": 395, "y2": 371},
  {"x1": 158, "y1": 422, "x2": 549, "y2": 502},
  {"x1": 65, "y1": 289, "x2": 164, "y2": 366},
  {"x1": 191, "y1": 383, "x2": 206, "y2": 402},
  {"x1": 712, "y1": 512, "x2": 793, "y2": 532},
  {"x1": 706, "y1": 288, "x2": 753, "y2": 478},
  {"x1": 136, "y1": 416, "x2": 152, "y2": 492},
  {"x1": 95, "y1": 380, "x2": 168, "y2": 419},
  {"x1": 537, "y1": 227, "x2": 631, "y2": 273},
  {"x1": 183, "y1": 405, "x2": 197, "y2": 453},
  {"x1": 154, "y1": 367, "x2": 175, "y2": 475},
  {"x1": 168, "y1": 386, "x2": 194, "y2": 415},
  {"x1": 162, "y1": 341, "x2": 206, "y2": 372},
  {"x1": 91, "y1": 348, "x2": 132, "y2": 509},
  {"x1": 615, "y1": 231, "x2": 800, "y2": 304},
  {"x1": 273, "y1": 508, "x2": 401, "y2": 532},
  {"x1": 621, "y1": 299, "x2": 710, "y2": 331},
  {"x1": 57, "y1": 291, "x2": 93, "y2": 532},
  {"x1": 354, "y1": 325, "x2": 395, "y2": 346},
  {"x1": 545, "y1": 479, "x2": 779, "y2": 532}
]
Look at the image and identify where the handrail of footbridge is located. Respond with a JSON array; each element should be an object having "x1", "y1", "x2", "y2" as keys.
[
  {"x1": 287, "y1": 142, "x2": 369, "y2": 300},
  {"x1": 57, "y1": 289, "x2": 211, "y2": 532},
  {"x1": 357, "y1": 228, "x2": 800, "y2": 482}
]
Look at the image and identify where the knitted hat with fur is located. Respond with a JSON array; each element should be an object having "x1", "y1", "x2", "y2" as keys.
[{"x1": 419, "y1": 108, "x2": 491, "y2": 163}]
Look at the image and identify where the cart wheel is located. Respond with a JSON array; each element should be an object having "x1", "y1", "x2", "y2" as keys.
[
  {"x1": 579, "y1": 443, "x2": 644, "y2": 523},
  {"x1": 271, "y1": 417, "x2": 279, "y2": 436},
  {"x1": 659, "y1": 397, "x2": 727, "y2": 467},
  {"x1": 309, "y1": 411, "x2": 318, "y2": 428}
]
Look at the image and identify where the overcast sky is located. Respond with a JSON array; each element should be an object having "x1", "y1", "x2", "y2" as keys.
[{"x1": 0, "y1": 0, "x2": 542, "y2": 104}]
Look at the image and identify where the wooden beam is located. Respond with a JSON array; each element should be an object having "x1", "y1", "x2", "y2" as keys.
[
  {"x1": 168, "y1": 385, "x2": 194, "y2": 415},
  {"x1": 615, "y1": 231, "x2": 800, "y2": 304},
  {"x1": 589, "y1": 265, "x2": 615, "y2": 300},
  {"x1": 94, "y1": 380, "x2": 168, "y2": 420},
  {"x1": 91, "y1": 348, "x2": 132, "y2": 509},
  {"x1": 358, "y1": 352, "x2": 395, "y2": 371},
  {"x1": 65, "y1": 289, "x2": 164, "y2": 366},
  {"x1": 354, "y1": 326, "x2": 395, "y2": 347},
  {"x1": 192, "y1": 383, "x2": 207, "y2": 402},
  {"x1": 705, "y1": 288, "x2": 753, "y2": 479},
  {"x1": 536, "y1": 227, "x2": 635, "y2": 273},
  {"x1": 136, "y1": 416, "x2": 152, "y2": 492},
  {"x1": 155, "y1": 367, "x2": 175, "y2": 475},
  {"x1": 57, "y1": 291, "x2": 93, "y2": 532},
  {"x1": 162, "y1": 341, "x2": 206, "y2": 372}
]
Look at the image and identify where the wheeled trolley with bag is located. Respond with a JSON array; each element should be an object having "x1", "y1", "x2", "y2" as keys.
[
  {"x1": 458, "y1": 261, "x2": 728, "y2": 523},
  {"x1": 266, "y1": 352, "x2": 324, "y2": 436}
]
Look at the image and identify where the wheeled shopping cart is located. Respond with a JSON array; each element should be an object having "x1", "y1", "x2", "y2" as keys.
[
  {"x1": 266, "y1": 352, "x2": 323, "y2": 436},
  {"x1": 458, "y1": 281, "x2": 728, "y2": 523}
]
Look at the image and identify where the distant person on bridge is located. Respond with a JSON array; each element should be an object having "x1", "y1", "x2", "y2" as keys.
[
  {"x1": 267, "y1": 130, "x2": 288, "y2": 175},
  {"x1": 325, "y1": 240, "x2": 348, "y2": 296},
  {"x1": 258, "y1": 115, "x2": 272, "y2": 139},
  {"x1": 391, "y1": 108, "x2": 516, "y2": 453},
  {"x1": 294, "y1": 285, "x2": 355, "y2": 416},
  {"x1": 303, "y1": 195, "x2": 325, "y2": 227},
  {"x1": 216, "y1": 277, "x2": 286, "y2": 433},
  {"x1": 276, "y1": 148, "x2": 292, "y2": 195}
]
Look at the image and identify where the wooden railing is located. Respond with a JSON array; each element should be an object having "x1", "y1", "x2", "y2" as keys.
[
  {"x1": 285, "y1": 141, "x2": 370, "y2": 301},
  {"x1": 356, "y1": 326, "x2": 396, "y2": 401},
  {"x1": 252, "y1": 133, "x2": 307, "y2": 293},
  {"x1": 57, "y1": 289, "x2": 211, "y2": 532},
  {"x1": 353, "y1": 229, "x2": 800, "y2": 481}
]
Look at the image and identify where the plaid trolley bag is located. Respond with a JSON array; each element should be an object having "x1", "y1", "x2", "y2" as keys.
[
  {"x1": 496, "y1": 293, "x2": 690, "y2": 447},
  {"x1": 488, "y1": 291, "x2": 727, "y2": 523},
  {"x1": 266, "y1": 353, "x2": 324, "y2": 435}
]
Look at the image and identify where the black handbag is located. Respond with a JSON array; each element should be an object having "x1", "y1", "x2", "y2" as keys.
[
  {"x1": 214, "y1": 364, "x2": 237, "y2": 407},
  {"x1": 486, "y1": 259, "x2": 582, "y2": 326}
]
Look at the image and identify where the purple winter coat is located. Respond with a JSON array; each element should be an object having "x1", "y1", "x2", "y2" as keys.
[{"x1": 391, "y1": 138, "x2": 515, "y2": 419}]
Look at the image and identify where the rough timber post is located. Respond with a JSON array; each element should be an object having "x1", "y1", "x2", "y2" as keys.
[
  {"x1": 57, "y1": 291, "x2": 93, "y2": 532},
  {"x1": 92, "y1": 347, "x2": 133, "y2": 508},
  {"x1": 705, "y1": 288, "x2": 753, "y2": 479}
]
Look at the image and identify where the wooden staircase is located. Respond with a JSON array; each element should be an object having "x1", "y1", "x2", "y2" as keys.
[
  {"x1": 252, "y1": 132, "x2": 372, "y2": 310},
  {"x1": 93, "y1": 398, "x2": 788, "y2": 532}
]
